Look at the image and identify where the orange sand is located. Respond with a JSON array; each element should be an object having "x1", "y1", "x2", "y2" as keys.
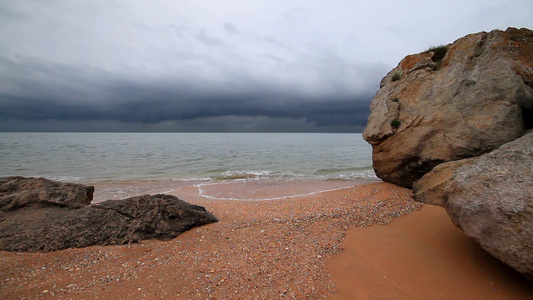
[
  {"x1": 328, "y1": 205, "x2": 533, "y2": 299},
  {"x1": 0, "y1": 181, "x2": 531, "y2": 299}
]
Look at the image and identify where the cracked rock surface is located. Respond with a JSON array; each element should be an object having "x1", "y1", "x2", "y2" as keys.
[
  {"x1": 414, "y1": 131, "x2": 533, "y2": 279},
  {"x1": 363, "y1": 27, "x2": 533, "y2": 187},
  {"x1": 0, "y1": 177, "x2": 217, "y2": 252}
]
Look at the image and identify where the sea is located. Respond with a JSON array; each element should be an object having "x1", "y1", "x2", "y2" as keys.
[{"x1": 0, "y1": 133, "x2": 378, "y2": 201}]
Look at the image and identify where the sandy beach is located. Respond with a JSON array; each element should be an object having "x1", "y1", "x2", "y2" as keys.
[
  {"x1": 329, "y1": 205, "x2": 533, "y2": 299},
  {"x1": 1, "y1": 181, "x2": 531, "y2": 299}
]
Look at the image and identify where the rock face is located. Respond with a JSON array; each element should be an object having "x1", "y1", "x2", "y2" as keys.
[
  {"x1": 363, "y1": 27, "x2": 533, "y2": 188},
  {"x1": 363, "y1": 27, "x2": 533, "y2": 279},
  {"x1": 413, "y1": 131, "x2": 533, "y2": 279},
  {"x1": 0, "y1": 177, "x2": 217, "y2": 252}
]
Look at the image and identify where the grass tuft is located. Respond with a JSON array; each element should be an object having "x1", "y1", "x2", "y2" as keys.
[
  {"x1": 390, "y1": 119, "x2": 401, "y2": 129},
  {"x1": 427, "y1": 45, "x2": 448, "y2": 62},
  {"x1": 391, "y1": 70, "x2": 401, "y2": 82}
]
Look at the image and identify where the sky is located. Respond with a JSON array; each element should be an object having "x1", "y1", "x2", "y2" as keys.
[{"x1": 1, "y1": 0, "x2": 532, "y2": 132}]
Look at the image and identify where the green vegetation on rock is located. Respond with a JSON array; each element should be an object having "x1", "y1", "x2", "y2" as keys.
[{"x1": 391, "y1": 119, "x2": 401, "y2": 128}]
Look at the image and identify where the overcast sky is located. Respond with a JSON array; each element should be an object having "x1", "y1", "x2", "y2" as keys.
[{"x1": 1, "y1": 0, "x2": 532, "y2": 132}]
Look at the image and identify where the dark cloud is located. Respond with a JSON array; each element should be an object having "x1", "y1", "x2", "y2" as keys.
[
  {"x1": 1, "y1": 1, "x2": 531, "y2": 132},
  {"x1": 0, "y1": 55, "x2": 376, "y2": 132}
]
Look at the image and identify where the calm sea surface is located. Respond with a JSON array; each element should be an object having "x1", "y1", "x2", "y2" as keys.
[{"x1": 0, "y1": 133, "x2": 376, "y2": 185}]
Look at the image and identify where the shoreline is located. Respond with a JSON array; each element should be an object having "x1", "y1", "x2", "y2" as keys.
[
  {"x1": 1, "y1": 181, "x2": 531, "y2": 299},
  {"x1": 90, "y1": 178, "x2": 379, "y2": 202}
]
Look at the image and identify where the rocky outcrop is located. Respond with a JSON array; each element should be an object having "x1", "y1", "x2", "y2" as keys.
[
  {"x1": 363, "y1": 27, "x2": 533, "y2": 279},
  {"x1": 363, "y1": 27, "x2": 533, "y2": 188},
  {"x1": 413, "y1": 131, "x2": 533, "y2": 279},
  {"x1": 0, "y1": 177, "x2": 217, "y2": 252}
]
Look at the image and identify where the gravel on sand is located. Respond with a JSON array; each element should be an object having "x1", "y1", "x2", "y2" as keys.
[{"x1": 0, "y1": 182, "x2": 421, "y2": 299}]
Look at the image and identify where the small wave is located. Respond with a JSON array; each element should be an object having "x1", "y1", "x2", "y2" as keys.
[
  {"x1": 183, "y1": 157, "x2": 206, "y2": 163},
  {"x1": 4, "y1": 174, "x2": 83, "y2": 182},
  {"x1": 206, "y1": 168, "x2": 228, "y2": 174},
  {"x1": 312, "y1": 167, "x2": 378, "y2": 180},
  {"x1": 338, "y1": 169, "x2": 378, "y2": 180},
  {"x1": 215, "y1": 170, "x2": 272, "y2": 181},
  {"x1": 196, "y1": 182, "x2": 354, "y2": 201},
  {"x1": 43, "y1": 175, "x2": 83, "y2": 182},
  {"x1": 315, "y1": 167, "x2": 361, "y2": 174},
  {"x1": 172, "y1": 177, "x2": 212, "y2": 182},
  {"x1": 215, "y1": 174, "x2": 258, "y2": 180}
]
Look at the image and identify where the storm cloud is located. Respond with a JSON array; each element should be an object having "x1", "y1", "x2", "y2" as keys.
[{"x1": 1, "y1": 0, "x2": 532, "y2": 132}]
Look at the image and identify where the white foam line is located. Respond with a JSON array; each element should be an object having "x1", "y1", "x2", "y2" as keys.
[
  {"x1": 195, "y1": 184, "x2": 354, "y2": 201},
  {"x1": 160, "y1": 189, "x2": 177, "y2": 194}
]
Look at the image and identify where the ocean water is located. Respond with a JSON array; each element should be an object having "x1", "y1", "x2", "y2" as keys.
[{"x1": 0, "y1": 133, "x2": 378, "y2": 199}]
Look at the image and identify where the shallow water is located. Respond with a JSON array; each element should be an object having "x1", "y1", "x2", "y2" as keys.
[
  {"x1": 0, "y1": 132, "x2": 378, "y2": 200},
  {"x1": 91, "y1": 178, "x2": 377, "y2": 202}
]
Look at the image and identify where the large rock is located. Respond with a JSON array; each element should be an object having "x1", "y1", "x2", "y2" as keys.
[
  {"x1": 413, "y1": 131, "x2": 533, "y2": 279},
  {"x1": 363, "y1": 27, "x2": 533, "y2": 187},
  {"x1": 412, "y1": 159, "x2": 474, "y2": 207},
  {"x1": 0, "y1": 177, "x2": 217, "y2": 252},
  {"x1": 0, "y1": 176, "x2": 94, "y2": 209}
]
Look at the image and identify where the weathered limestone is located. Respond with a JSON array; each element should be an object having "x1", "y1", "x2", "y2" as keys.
[
  {"x1": 363, "y1": 27, "x2": 533, "y2": 188},
  {"x1": 414, "y1": 131, "x2": 533, "y2": 279},
  {"x1": 363, "y1": 27, "x2": 533, "y2": 279}
]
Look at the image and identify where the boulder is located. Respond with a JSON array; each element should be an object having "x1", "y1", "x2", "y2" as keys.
[
  {"x1": 363, "y1": 27, "x2": 533, "y2": 187},
  {"x1": 411, "y1": 159, "x2": 475, "y2": 207},
  {"x1": 413, "y1": 131, "x2": 533, "y2": 279},
  {"x1": 0, "y1": 176, "x2": 94, "y2": 209},
  {"x1": 0, "y1": 177, "x2": 217, "y2": 252}
]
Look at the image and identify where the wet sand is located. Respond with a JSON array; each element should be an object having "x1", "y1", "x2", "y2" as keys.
[
  {"x1": 0, "y1": 181, "x2": 531, "y2": 299},
  {"x1": 90, "y1": 179, "x2": 367, "y2": 202}
]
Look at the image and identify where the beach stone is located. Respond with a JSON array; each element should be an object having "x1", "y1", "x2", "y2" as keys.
[
  {"x1": 414, "y1": 131, "x2": 533, "y2": 279},
  {"x1": 0, "y1": 177, "x2": 217, "y2": 252},
  {"x1": 363, "y1": 27, "x2": 533, "y2": 188},
  {"x1": 0, "y1": 176, "x2": 94, "y2": 209}
]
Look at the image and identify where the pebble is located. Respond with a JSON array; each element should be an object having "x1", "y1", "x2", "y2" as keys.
[{"x1": 1, "y1": 183, "x2": 420, "y2": 299}]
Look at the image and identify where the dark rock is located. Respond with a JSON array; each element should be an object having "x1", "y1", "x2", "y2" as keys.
[
  {"x1": 0, "y1": 176, "x2": 94, "y2": 210},
  {"x1": 0, "y1": 177, "x2": 217, "y2": 252}
]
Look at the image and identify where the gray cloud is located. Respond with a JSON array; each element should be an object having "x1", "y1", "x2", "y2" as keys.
[
  {"x1": 0, "y1": 0, "x2": 532, "y2": 132},
  {"x1": 197, "y1": 30, "x2": 224, "y2": 46},
  {"x1": 0, "y1": 59, "x2": 373, "y2": 128},
  {"x1": 224, "y1": 22, "x2": 239, "y2": 35}
]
